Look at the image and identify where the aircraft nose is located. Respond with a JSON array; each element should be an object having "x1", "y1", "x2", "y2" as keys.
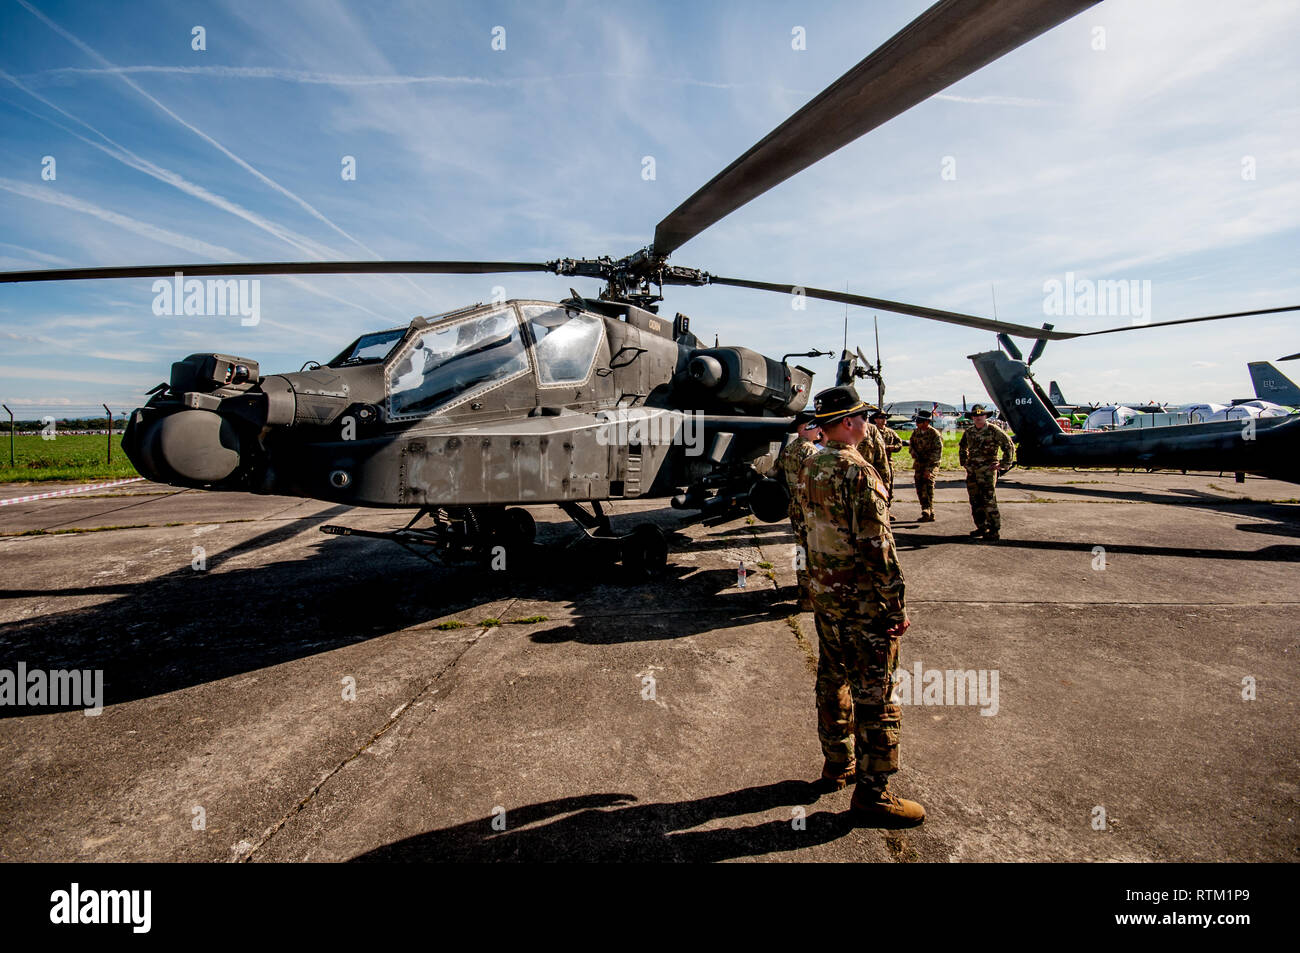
[{"x1": 127, "y1": 408, "x2": 241, "y2": 483}]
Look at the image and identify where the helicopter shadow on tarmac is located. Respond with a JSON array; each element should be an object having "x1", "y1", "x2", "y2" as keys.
[
  {"x1": 350, "y1": 781, "x2": 868, "y2": 862},
  {"x1": 528, "y1": 566, "x2": 796, "y2": 646},
  {"x1": 0, "y1": 505, "x2": 802, "y2": 713}
]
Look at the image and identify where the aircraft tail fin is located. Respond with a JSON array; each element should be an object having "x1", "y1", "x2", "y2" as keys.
[
  {"x1": 970, "y1": 350, "x2": 1064, "y2": 447},
  {"x1": 1049, "y1": 380, "x2": 1067, "y2": 406},
  {"x1": 1247, "y1": 362, "x2": 1300, "y2": 406}
]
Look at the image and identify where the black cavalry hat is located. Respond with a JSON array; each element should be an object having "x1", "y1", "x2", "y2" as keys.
[
  {"x1": 812, "y1": 384, "x2": 870, "y2": 426},
  {"x1": 969, "y1": 404, "x2": 989, "y2": 416},
  {"x1": 915, "y1": 409, "x2": 933, "y2": 421},
  {"x1": 790, "y1": 409, "x2": 819, "y2": 431}
]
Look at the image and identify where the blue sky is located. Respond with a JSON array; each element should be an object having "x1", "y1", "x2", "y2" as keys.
[{"x1": 1, "y1": 0, "x2": 1297, "y2": 418}]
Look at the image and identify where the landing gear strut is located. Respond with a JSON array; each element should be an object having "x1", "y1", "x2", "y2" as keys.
[
  {"x1": 321, "y1": 504, "x2": 536, "y2": 566},
  {"x1": 559, "y1": 500, "x2": 668, "y2": 577}
]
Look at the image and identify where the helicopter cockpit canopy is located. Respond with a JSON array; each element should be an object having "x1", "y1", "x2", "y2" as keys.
[
  {"x1": 387, "y1": 306, "x2": 528, "y2": 417},
  {"x1": 383, "y1": 301, "x2": 607, "y2": 419},
  {"x1": 519, "y1": 303, "x2": 602, "y2": 385},
  {"x1": 329, "y1": 327, "x2": 405, "y2": 366}
]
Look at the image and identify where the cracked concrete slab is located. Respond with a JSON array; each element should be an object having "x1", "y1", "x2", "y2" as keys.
[{"x1": 0, "y1": 470, "x2": 1296, "y2": 861}]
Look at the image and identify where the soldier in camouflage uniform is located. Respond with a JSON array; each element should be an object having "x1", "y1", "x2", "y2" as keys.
[
  {"x1": 771, "y1": 412, "x2": 822, "y2": 608},
  {"x1": 908, "y1": 410, "x2": 943, "y2": 521},
  {"x1": 958, "y1": 404, "x2": 1015, "y2": 540},
  {"x1": 855, "y1": 408, "x2": 890, "y2": 489},
  {"x1": 869, "y1": 409, "x2": 902, "y2": 510},
  {"x1": 802, "y1": 384, "x2": 924, "y2": 826}
]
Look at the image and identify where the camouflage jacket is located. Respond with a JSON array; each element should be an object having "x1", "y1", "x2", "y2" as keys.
[
  {"x1": 876, "y1": 425, "x2": 901, "y2": 477},
  {"x1": 800, "y1": 440, "x2": 907, "y2": 627},
  {"x1": 909, "y1": 425, "x2": 943, "y2": 469},
  {"x1": 856, "y1": 424, "x2": 889, "y2": 478},
  {"x1": 773, "y1": 436, "x2": 820, "y2": 495},
  {"x1": 959, "y1": 423, "x2": 1014, "y2": 472},
  {"x1": 773, "y1": 436, "x2": 820, "y2": 520}
]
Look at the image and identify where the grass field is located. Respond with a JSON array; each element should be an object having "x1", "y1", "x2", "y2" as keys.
[
  {"x1": 896, "y1": 430, "x2": 966, "y2": 470},
  {"x1": 892, "y1": 430, "x2": 1002, "y2": 470},
  {"x1": 0, "y1": 434, "x2": 139, "y2": 483}
]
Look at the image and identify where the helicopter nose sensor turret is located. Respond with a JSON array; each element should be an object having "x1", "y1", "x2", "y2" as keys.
[{"x1": 123, "y1": 352, "x2": 272, "y2": 486}]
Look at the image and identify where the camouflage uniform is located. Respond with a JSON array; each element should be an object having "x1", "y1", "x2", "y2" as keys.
[
  {"x1": 856, "y1": 425, "x2": 889, "y2": 494},
  {"x1": 908, "y1": 425, "x2": 943, "y2": 518},
  {"x1": 801, "y1": 440, "x2": 908, "y2": 788},
  {"x1": 874, "y1": 424, "x2": 903, "y2": 502},
  {"x1": 958, "y1": 424, "x2": 1015, "y2": 533},
  {"x1": 772, "y1": 435, "x2": 821, "y2": 602}
]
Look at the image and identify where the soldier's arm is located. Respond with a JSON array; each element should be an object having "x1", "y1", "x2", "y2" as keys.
[
  {"x1": 850, "y1": 470, "x2": 907, "y2": 627},
  {"x1": 1000, "y1": 428, "x2": 1016, "y2": 466},
  {"x1": 958, "y1": 431, "x2": 969, "y2": 467}
]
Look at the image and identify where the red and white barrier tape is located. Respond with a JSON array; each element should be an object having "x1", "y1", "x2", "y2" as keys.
[{"x1": 0, "y1": 477, "x2": 146, "y2": 506}]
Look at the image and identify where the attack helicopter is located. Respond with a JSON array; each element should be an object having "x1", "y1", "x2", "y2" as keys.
[
  {"x1": 970, "y1": 336, "x2": 1300, "y2": 484},
  {"x1": 4, "y1": 0, "x2": 1299, "y2": 571}
]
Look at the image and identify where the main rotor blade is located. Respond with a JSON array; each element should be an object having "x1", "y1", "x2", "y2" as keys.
[
  {"x1": 651, "y1": 0, "x2": 1100, "y2": 257},
  {"x1": 0, "y1": 261, "x2": 553, "y2": 283},
  {"x1": 1279, "y1": 351, "x2": 1300, "y2": 362},
  {"x1": 706, "y1": 275, "x2": 1079, "y2": 339},
  {"x1": 1076, "y1": 305, "x2": 1300, "y2": 338},
  {"x1": 707, "y1": 274, "x2": 1300, "y2": 343}
]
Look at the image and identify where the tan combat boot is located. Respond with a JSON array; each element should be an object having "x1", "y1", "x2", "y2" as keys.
[
  {"x1": 849, "y1": 785, "x2": 926, "y2": 827},
  {"x1": 816, "y1": 759, "x2": 856, "y2": 791}
]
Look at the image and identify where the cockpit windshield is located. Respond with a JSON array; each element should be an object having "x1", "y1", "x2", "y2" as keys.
[
  {"x1": 521, "y1": 304, "x2": 603, "y2": 384},
  {"x1": 330, "y1": 328, "x2": 405, "y2": 366},
  {"x1": 387, "y1": 307, "x2": 528, "y2": 417}
]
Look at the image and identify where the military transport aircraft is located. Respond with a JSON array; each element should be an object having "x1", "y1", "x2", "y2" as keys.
[{"x1": 3, "y1": 0, "x2": 1299, "y2": 569}]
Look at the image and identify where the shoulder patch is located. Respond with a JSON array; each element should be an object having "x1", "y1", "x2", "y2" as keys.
[{"x1": 861, "y1": 466, "x2": 889, "y2": 501}]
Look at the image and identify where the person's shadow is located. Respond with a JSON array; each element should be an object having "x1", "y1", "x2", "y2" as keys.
[{"x1": 352, "y1": 780, "x2": 870, "y2": 862}]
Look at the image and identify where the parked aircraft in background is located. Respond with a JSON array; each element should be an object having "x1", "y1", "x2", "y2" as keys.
[{"x1": 1247, "y1": 362, "x2": 1300, "y2": 408}]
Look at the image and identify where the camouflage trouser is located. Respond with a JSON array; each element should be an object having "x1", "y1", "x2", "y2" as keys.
[
  {"x1": 884, "y1": 468, "x2": 894, "y2": 505},
  {"x1": 789, "y1": 506, "x2": 809, "y2": 600},
  {"x1": 814, "y1": 613, "x2": 902, "y2": 785},
  {"x1": 966, "y1": 467, "x2": 1000, "y2": 531},
  {"x1": 914, "y1": 467, "x2": 936, "y2": 516}
]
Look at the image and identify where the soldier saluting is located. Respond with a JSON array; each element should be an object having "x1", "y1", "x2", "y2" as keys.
[
  {"x1": 908, "y1": 410, "x2": 943, "y2": 522},
  {"x1": 958, "y1": 404, "x2": 1014, "y2": 540},
  {"x1": 801, "y1": 384, "x2": 924, "y2": 826},
  {"x1": 771, "y1": 411, "x2": 823, "y2": 609}
]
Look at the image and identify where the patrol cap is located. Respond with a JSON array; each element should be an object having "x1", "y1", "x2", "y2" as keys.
[
  {"x1": 915, "y1": 409, "x2": 933, "y2": 421},
  {"x1": 969, "y1": 404, "x2": 989, "y2": 416},
  {"x1": 812, "y1": 384, "x2": 870, "y2": 426}
]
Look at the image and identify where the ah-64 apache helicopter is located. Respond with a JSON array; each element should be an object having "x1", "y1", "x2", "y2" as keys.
[{"x1": 4, "y1": 0, "x2": 1297, "y2": 571}]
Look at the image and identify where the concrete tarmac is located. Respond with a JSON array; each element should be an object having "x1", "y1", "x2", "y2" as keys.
[{"x1": 1, "y1": 469, "x2": 1296, "y2": 862}]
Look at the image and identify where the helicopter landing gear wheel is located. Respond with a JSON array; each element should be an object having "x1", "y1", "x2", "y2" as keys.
[
  {"x1": 621, "y1": 523, "x2": 667, "y2": 579},
  {"x1": 502, "y1": 507, "x2": 536, "y2": 544}
]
